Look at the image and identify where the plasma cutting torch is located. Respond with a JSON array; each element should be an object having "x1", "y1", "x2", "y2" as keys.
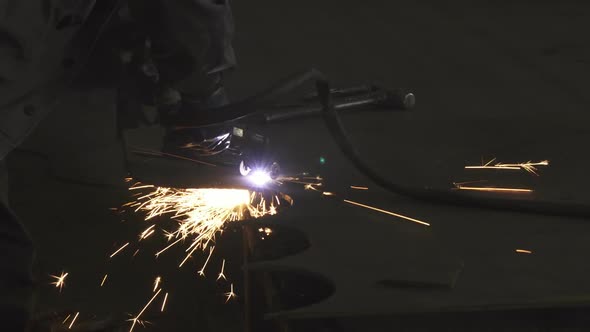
[{"x1": 118, "y1": 67, "x2": 415, "y2": 184}]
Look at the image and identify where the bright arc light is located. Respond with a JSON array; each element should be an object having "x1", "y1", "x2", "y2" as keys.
[{"x1": 248, "y1": 170, "x2": 272, "y2": 187}]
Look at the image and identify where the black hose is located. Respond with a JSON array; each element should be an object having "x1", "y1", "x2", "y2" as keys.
[
  {"x1": 172, "y1": 69, "x2": 330, "y2": 128},
  {"x1": 314, "y1": 78, "x2": 590, "y2": 220}
]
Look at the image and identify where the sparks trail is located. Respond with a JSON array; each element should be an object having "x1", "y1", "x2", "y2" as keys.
[
  {"x1": 139, "y1": 225, "x2": 156, "y2": 241},
  {"x1": 50, "y1": 271, "x2": 69, "y2": 292},
  {"x1": 343, "y1": 199, "x2": 430, "y2": 226},
  {"x1": 350, "y1": 185, "x2": 368, "y2": 190},
  {"x1": 225, "y1": 283, "x2": 236, "y2": 303},
  {"x1": 465, "y1": 158, "x2": 549, "y2": 176},
  {"x1": 217, "y1": 259, "x2": 227, "y2": 281},
  {"x1": 110, "y1": 242, "x2": 130, "y2": 258},
  {"x1": 68, "y1": 312, "x2": 79, "y2": 329},
  {"x1": 198, "y1": 246, "x2": 215, "y2": 277},
  {"x1": 128, "y1": 185, "x2": 284, "y2": 265},
  {"x1": 153, "y1": 276, "x2": 162, "y2": 292},
  {"x1": 129, "y1": 288, "x2": 162, "y2": 332},
  {"x1": 161, "y1": 293, "x2": 169, "y2": 312},
  {"x1": 453, "y1": 183, "x2": 533, "y2": 193}
]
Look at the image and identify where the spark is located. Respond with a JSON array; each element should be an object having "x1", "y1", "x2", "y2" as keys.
[
  {"x1": 62, "y1": 314, "x2": 71, "y2": 324},
  {"x1": 139, "y1": 225, "x2": 156, "y2": 241},
  {"x1": 343, "y1": 200, "x2": 430, "y2": 226},
  {"x1": 258, "y1": 227, "x2": 272, "y2": 236},
  {"x1": 225, "y1": 283, "x2": 236, "y2": 303},
  {"x1": 350, "y1": 186, "x2": 369, "y2": 190},
  {"x1": 100, "y1": 274, "x2": 108, "y2": 287},
  {"x1": 322, "y1": 192, "x2": 335, "y2": 196},
  {"x1": 516, "y1": 249, "x2": 533, "y2": 254},
  {"x1": 50, "y1": 271, "x2": 69, "y2": 292},
  {"x1": 155, "y1": 238, "x2": 183, "y2": 258},
  {"x1": 465, "y1": 158, "x2": 549, "y2": 175},
  {"x1": 109, "y1": 242, "x2": 130, "y2": 258},
  {"x1": 161, "y1": 293, "x2": 169, "y2": 312},
  {"x1": 129, "y1": 186, "x2": 280, "y2": 264},
  {"x1": 217, "y1": 259, "x2": 227, "y2": 281},
  {"x1": 305, "y1": 184, "x2": 320, "y2": 191},
  {"x1": 153, "y1": 276, "x2": 161, "y2": 292},
  {"x1": 133, "y1": 249, "x2": 140, "y2": 257},
  {"x1": 129, "y1": 288, "x2": 162, "y2": 332},
  {"x1": 198, "y1": 246, "x2": 215, "y2": 277},
  {"x1": 68, "y1": 312, "x2": 79, "y2": 329},
  {"x1": 454, "y1": 184, "x2": 533, "y2": 193},
  {"x1": 130, "y1": 184, "x2": 156, "y2": 190}
]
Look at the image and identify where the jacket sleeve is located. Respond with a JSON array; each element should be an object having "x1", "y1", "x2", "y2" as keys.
[{"x1": 0, "y1": 0, "x2": 93, "y2": 160}]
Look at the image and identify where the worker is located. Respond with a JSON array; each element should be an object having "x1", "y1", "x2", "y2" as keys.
[{"x1": 0, "y1": 0, "x2": 235, "y2": 330}]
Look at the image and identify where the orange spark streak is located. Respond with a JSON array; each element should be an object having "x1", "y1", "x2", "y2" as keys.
[
  {"x1": 100, "y1": 274, "x2": 108, "y2": 287},
  {"x1": 343, "y1": 200, "x2": 430, "y2": 226},
  {"x1": 62, "y1": 314, "x2": 71, "y2": 324},
  {"x1": 109, "y1": 242, "x2": 130, "y2": 258},
  {"x1": 50, "y1": 272, "x2": 69, "y2": 292},
  {"x1": 129, "y1": 185, "x2": 155, "y2": 190},
  {"x1": 217, "y1": 259, "x2": 227, "y2": 281},
  {"x1": 179, "y1": 245, "x2": 198, "y2": 268},
  {"x1": 156, "y1": 238, "x2": 183, "y2": 258},
  {"x1": 455, "y1": 185, "x2": 532, "y2": 193},
  {"x1": 225, "y1": 283, "x2": 236, "y2": 303},
  {"x1": 516, "y1": 249, "x2": 533, "y2": 254},
  {"x1": 465, "y1": 159, "x2": 549, "y2": 176},
  {"x1": 129, "y1": 289, "x2": 162, "y2": 332},
  {"x1": 350, "y1": 186, "x2": 369, "y2": 190},
  {"x1": 198, "y1": 246, "x2": 215, "y2": 277},
  {"x1": 161, "y1": 293, "x2": 169, "y2": 312},
  {"x1": 322, "y1": 192, "x2": 335, "y2": 196},
  {"x1": 68, "y1": 312, "x2": 79, "y2": 329},
  {"x1": 139, "y1": 224, "x2": 156, "y2": 241},
  {"x1": 153, "y1": 276, "x2": 161, "y2": 292}
]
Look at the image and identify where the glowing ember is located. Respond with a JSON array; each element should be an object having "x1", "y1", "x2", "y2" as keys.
[
  {"x1": 50, "y1": 271, "x2": 69, "y2": 292},
  {"x1": 258, "y1": 227, "x2": 272, "y2": 236},
  {"x1": 465, "y1": 158, "x2": 549, "y2": 176},
  {"x1": 343, "y1": 199, "x2": 430, "y2": 227},
  {"x1": 516, "y1": 249, "x2": 533, "y2": 254}
]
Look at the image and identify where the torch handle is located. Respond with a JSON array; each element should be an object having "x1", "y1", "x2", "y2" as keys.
[{"x1": 263, "y1": 89, "x2": 415, "y2": 123}]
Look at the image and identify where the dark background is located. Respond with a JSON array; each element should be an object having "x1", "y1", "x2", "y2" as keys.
[{"x1": 7, "y1": 0, "x2": 590, "y2": 331}]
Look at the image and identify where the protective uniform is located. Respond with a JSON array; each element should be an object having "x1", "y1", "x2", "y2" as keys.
[{"x1": 0, "y1": 0, "x2": 235, "y2": 329}]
